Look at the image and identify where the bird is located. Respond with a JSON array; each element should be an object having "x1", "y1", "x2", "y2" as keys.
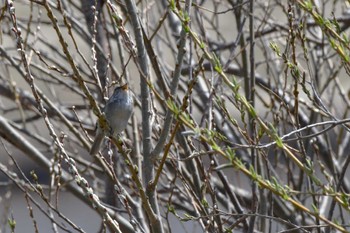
[{"x1": 90, "y1": 83, "x2": 134, "y2": 155}]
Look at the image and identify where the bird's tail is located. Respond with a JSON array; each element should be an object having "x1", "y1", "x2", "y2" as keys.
[{"x1": 90, "y1": 133, "x2": 105, "y2": 155}]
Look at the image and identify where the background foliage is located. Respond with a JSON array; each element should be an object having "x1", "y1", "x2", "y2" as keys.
[{"x1": 1, "y1": 0, "x2": 350, "y2": 232}]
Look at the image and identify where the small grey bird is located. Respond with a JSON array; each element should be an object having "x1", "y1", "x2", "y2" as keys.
[{"x1": 90, "y1": 84, "x2": 134, "y2": 155}]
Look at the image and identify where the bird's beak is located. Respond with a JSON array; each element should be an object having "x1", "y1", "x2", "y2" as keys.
[{"x1": 121, "y1": 83, "x2": 128, "y2": 90}]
